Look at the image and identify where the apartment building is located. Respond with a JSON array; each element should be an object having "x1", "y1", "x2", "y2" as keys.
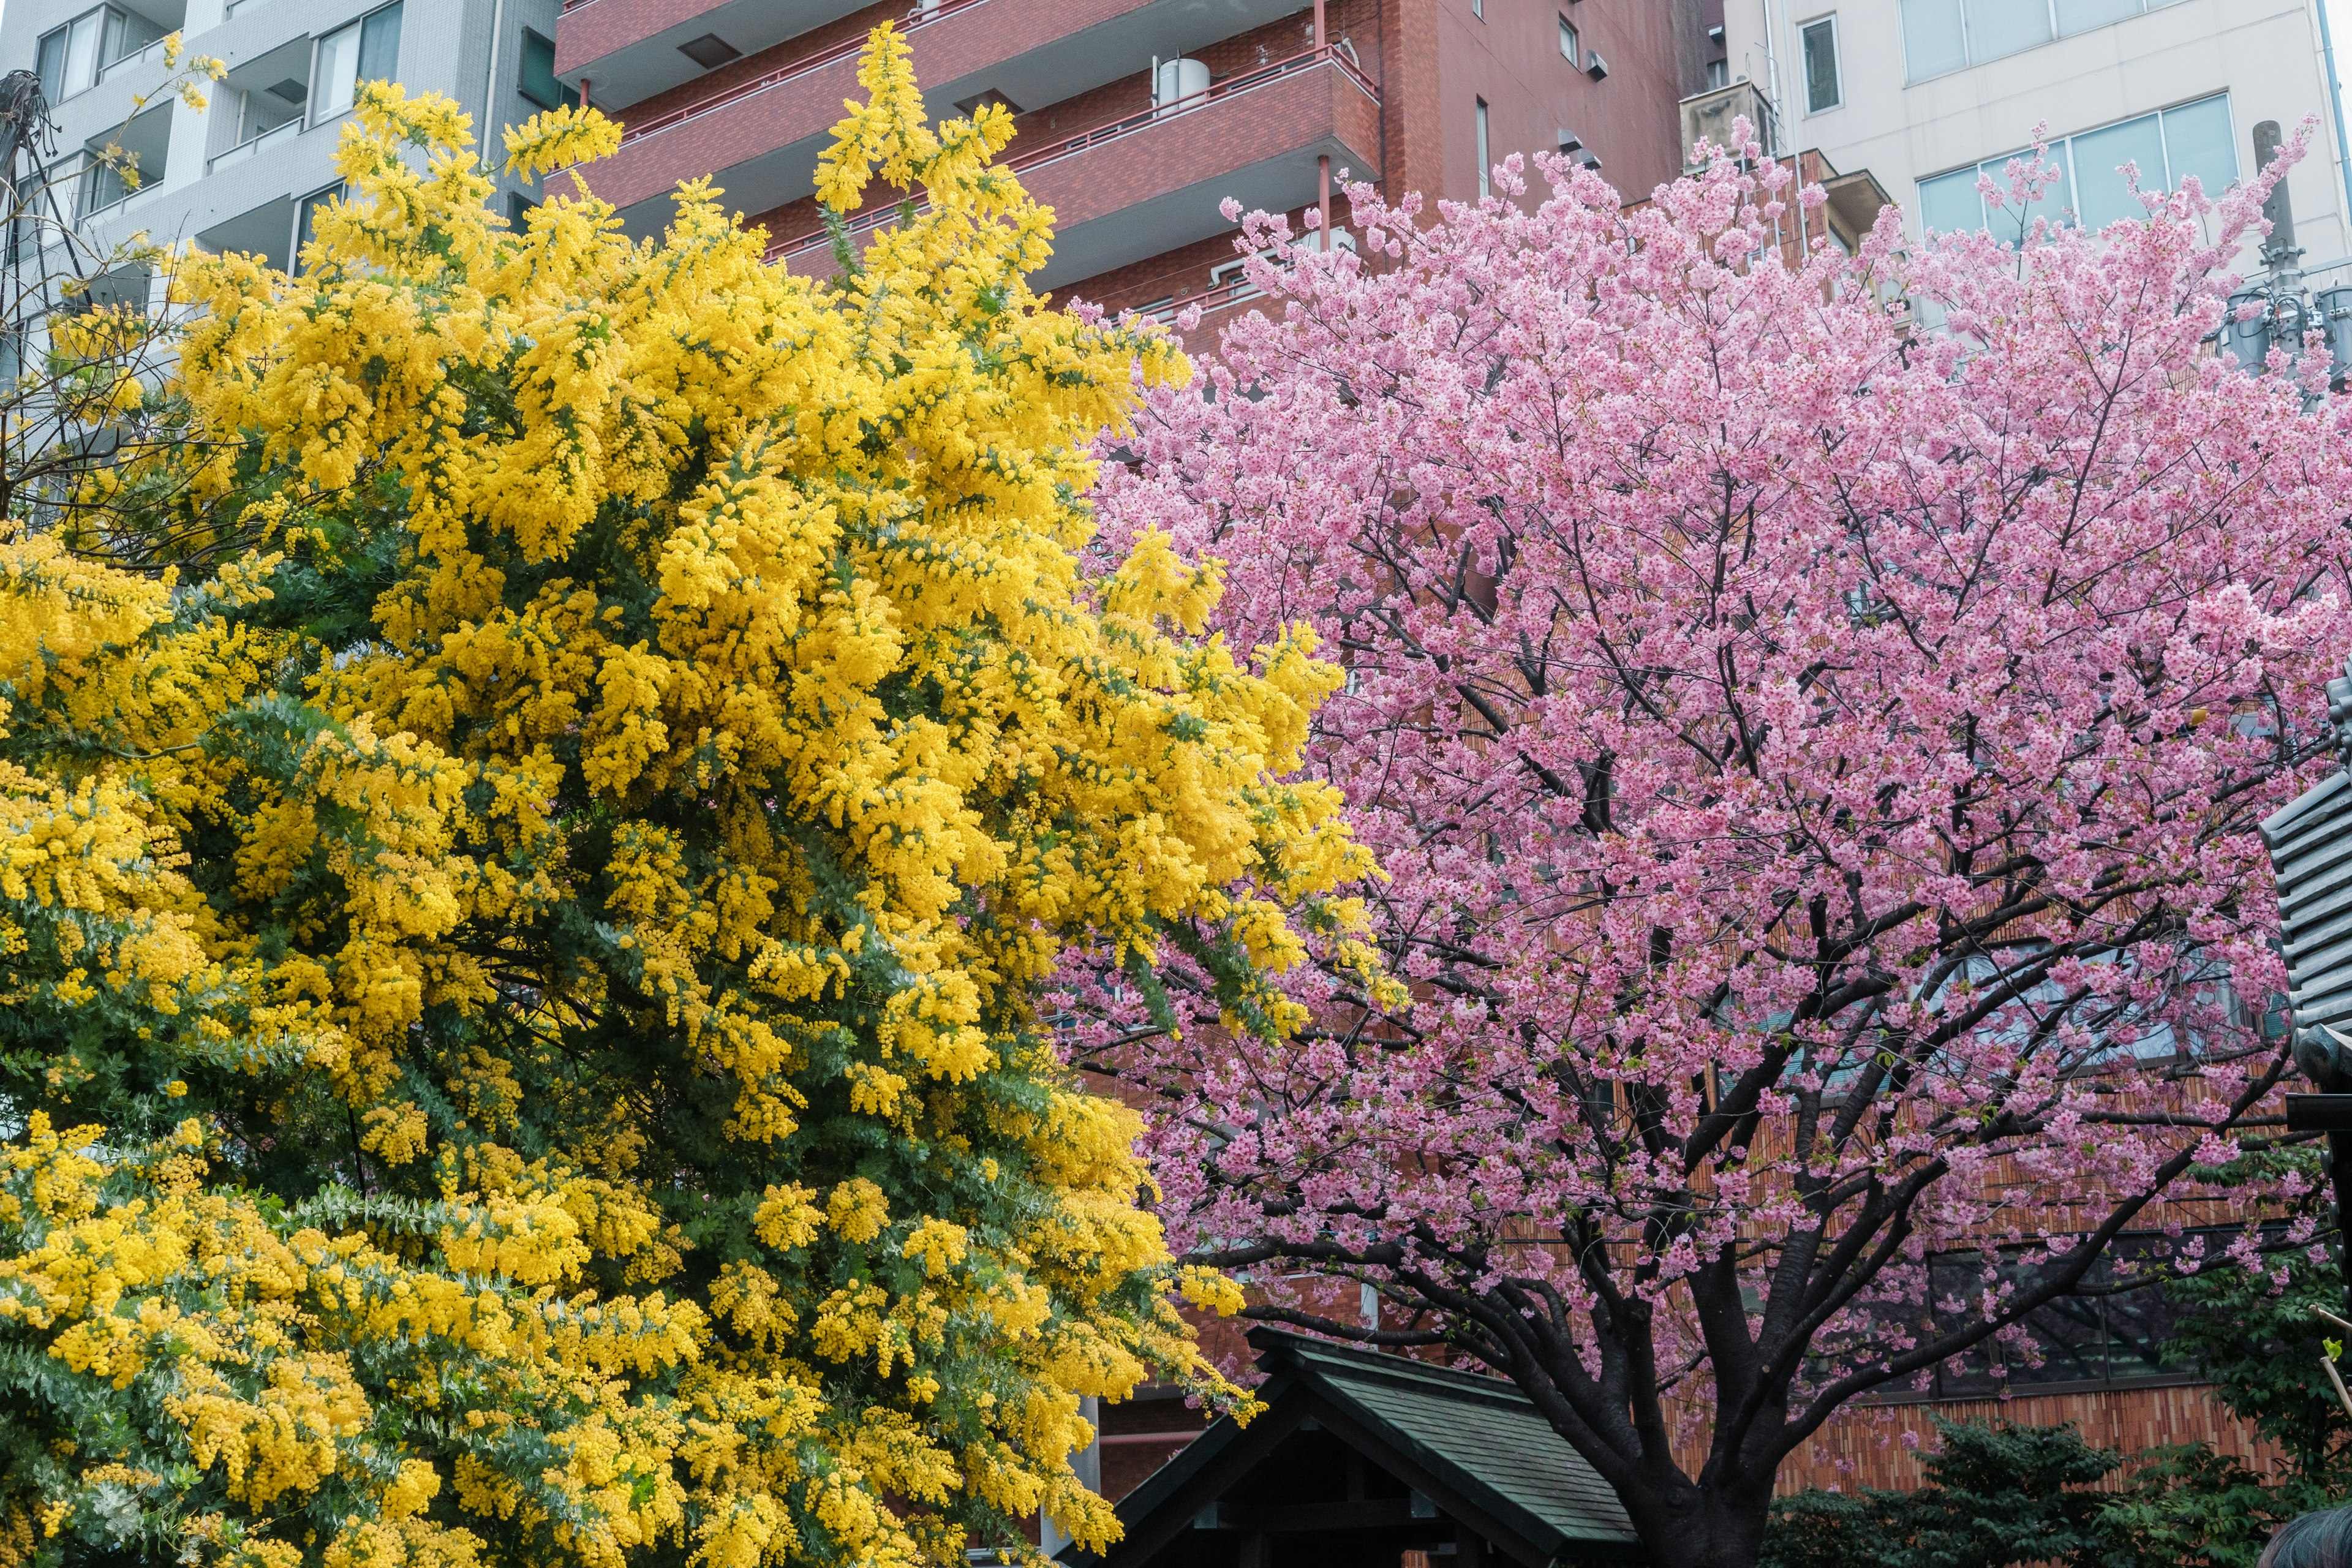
[
  {"x1": 552, "y1": 0, "x2": 1704, "y2": 333},
  {"x1": 4, "y1": 0, "x2": 570, "y2": 277},
  {"x1": 1719, "y1": 0, "x2": 2352, "y2": 273}
]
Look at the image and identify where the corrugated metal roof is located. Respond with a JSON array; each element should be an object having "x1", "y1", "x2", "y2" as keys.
[{"x1": 2262, "y1": 766, "x2": 2352, "y2": 1043}]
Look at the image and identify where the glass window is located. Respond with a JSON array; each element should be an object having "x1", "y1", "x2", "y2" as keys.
[
  {"x1": 1801, "y1": 17, "x2": 1840, "y2": 112},
  {"x1": 100, "y1": 7, "x2": 162, "y2": 70},
  {"x1": 518, "y1": 28, "x2": 579, "y2": 110},
  {"x1": 1978, "y1": 145, "x2": 2068, "y2": 240},
  {"x1": 1559, "y1": 17, "x2": 1578, "y2": 61},
  {"x1": 39, "y1": 6, "x2": 162, "y2": 100},
  {"x1": 1917, "y1": 95, "x2": 2232, "y2": 237},
  {"x1": 2055, "y1": 0, "x2": 2140, "y2": 33},
  {"x1": 293, "y1": 183, "x2": 343, "y2": 263},
  {"x1": 1899, "y1": 0, "x2": 1969, "y2": 83},
  {"x1": 358, "y1": 6, "x2": 403, "y2": 88},
  {"x1": 1966, "y1": 0, "x2": 2052, "y2": 60},
  {"x1": 80, "y1": 152, "x2": 130, "y2": 217},
  {"x1": 63, "y1": 10, "x2": 105, "y2": 99},
  {"x1": 2161, "y1": 94, "x2": 2236, "y2": 199},
  {"x1": 1918, "y1": 166, "x2": 1985, "y2": 233},
  {"x1": 2070, "y1": 112, "x2": 2164, "y2": 228},
  {"x1": 312, "y1": 3, "x2": 402, "y2": 124},
  {"x1": 1905, "y1": 0, "x2": 2170, "y2": 83},
  {"x1": 1476, "y1": 97, "x2": 1490, "y2": 199},
  {"x1": 36, "y1": 29, "x2": 69, "y2": 102}
]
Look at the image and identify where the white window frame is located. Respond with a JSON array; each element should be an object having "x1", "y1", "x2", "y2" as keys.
[
  {"x1": 1798, "y1": 14, "x2": 1841, "y2": 114},
  {"x1": 37, "y1": 6, "x2": 160, "y2": 104},
  {"x1": 308, "y1": 2, "x2": 403, "y2": 130},
  {"x1": 1901, "y1": 0, "x2": 2183, "y2": 86},
  {"x1": 289, "y1": 181, "x2": 347, "y2": 267},
  {"x1": 1476, "y1": 97, "x2": 1491, "y2": 198}
]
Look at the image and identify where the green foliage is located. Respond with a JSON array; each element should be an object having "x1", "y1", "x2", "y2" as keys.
[
  {"x1": 1765, "y1": 1191, "x2": 2352, "y2": 1568},
  {"x1": 1760, "y1": 1417, "x2": 2120, "y2": 1568}
]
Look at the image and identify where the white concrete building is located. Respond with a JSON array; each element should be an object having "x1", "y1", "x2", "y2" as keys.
[
  {"x1": 1719, "y1": 0, "x2": 2352, "y2": 273},
  {"x1": 6, "y1": 0, "x2": 570, "y2": 273}
]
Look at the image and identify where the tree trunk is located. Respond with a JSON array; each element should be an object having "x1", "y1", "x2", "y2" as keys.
[{"x1": 1616, "y1": 1472, "x2": 1777, "y2": 1568}]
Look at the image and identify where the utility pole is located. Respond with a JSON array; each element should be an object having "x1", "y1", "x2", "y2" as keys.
[{"x1": 2228, "y1": 120, "x2": 2352, "y2": 390}]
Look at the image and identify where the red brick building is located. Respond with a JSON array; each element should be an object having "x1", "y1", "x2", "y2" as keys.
[{"x1": 552, "y1": 0, "x2": 1705, "y2": 334}]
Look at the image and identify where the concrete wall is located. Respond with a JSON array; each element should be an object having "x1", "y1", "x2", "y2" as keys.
[
  {"x1": 6, "y1": 0, "x2": 568, "y2": 268},
  {"x1": 1722, "y1": 0, "x2": 2352, "y2": 270}
]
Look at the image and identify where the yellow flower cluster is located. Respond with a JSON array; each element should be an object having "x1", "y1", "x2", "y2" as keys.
[{"x1": 0, "y1": 23, "x2": 1376, "y2": 1568}]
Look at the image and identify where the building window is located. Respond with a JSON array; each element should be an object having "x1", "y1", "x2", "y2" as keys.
[
  {"x1": 1476, "y1": 97, "x2": 1491, "y2": 198},
  {"x1": 1916, "y1": 92, "x2": 2234, "y2": 238},
  {"x1": 1559, "y1": 16, "x2": 1583, "y2": 63},
  {"x1": 311, "y1": 3, "x2": 404, "y2": 127},
  {"x1": 1901, "y1": 0, "x2": 2188, "y2": 85},
  {"x1": 517, "y1": 28, "x2": 579, "y2": 110},
  {"x1": 1800, "y1": 17, "x2": 1841, "y2": 112},
  {"x1": 80, "y1": 151, "x2": 132, "y2": 217},
  {"x1": 1471, "y1": 0, "x2": 1483, "y2": 17},
  {"x1": 293, "y1": 182, "x2": 345, "y2": 263},
  {"x1": 36, "y1": 5, "x2": 164, "y2": 104},
  {"x1": 1706, "y1": 58, "x2": 1729, "y2": 88}
]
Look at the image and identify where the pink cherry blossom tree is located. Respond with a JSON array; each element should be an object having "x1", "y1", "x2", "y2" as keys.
[{"x1": 1070, "y1": 139, "x2": 2352, "y2": 1567}]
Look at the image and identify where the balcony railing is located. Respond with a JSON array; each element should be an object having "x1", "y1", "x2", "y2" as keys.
[
  {"x1": 207, "y1": 116, "x2": 301, "y2": 174},
  {"x1": 98, "y1": 36, "x2": 167, "y2": 83},
  {"x1": 1135, "y1": 274, "x2": 1262, "y2": 328},
  {"x1": 611, "y1": 0, "x2": 992, "y2": 149},
  {"x1": 763, "y1": 44, "x2": 1379, "y2": 265}
]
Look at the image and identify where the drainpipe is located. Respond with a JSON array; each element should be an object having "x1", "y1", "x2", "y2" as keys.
[
  {"x1": 1314, "y1": 0, "x2": 1330, "y2": 249},
  {"x1": 1756, "y1": 0, "x2": 1788, "y2": 156},
  {"x1": 2316, "y1": 0, "x2": 2352, "y2": 234}
]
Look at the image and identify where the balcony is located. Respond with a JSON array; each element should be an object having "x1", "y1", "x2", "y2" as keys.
[
  {"x1": 207, "y1": 116, "x2": 301, "y2": 174},
  {"x1": 556, "y1": 0, "x2": 872, "y2": 111},
  {"x1": 575, "y1": 0, "x2": 1315, "y2": 233},
  {"x1": 767, "y1": 47, "x2": 1381, "y2": 290}
]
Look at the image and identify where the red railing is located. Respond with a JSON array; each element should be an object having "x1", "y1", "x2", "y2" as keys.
[
  {"x1": 606, "y1": 0, "x2": 993, "y2": 143},
  {"x1": 1134, "y1": 274, "x2": 1265, "y2": 328},
  {"x1": 763, "y1": 44, "x2": 1380, "y2": 265}
]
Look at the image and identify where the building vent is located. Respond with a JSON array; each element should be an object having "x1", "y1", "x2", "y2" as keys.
[
  {"x1": 676, "y1": 33, "x2": 741, "y2": 69},
  {"x1": 1583, "y1": 50, "x2": 1608, "y2": 80}
]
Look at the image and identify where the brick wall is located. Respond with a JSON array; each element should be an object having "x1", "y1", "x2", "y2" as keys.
[{"x1": 608, "y1": 0, "x2": 902, "y2": 121}]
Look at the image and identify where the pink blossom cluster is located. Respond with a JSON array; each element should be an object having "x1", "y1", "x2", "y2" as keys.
[{"x1": 1066, "y1": 133, "x2": 2352, "y2": 1559}]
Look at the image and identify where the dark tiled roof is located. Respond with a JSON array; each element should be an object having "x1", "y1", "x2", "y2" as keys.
[
  {"x1": 1275, "y1": 1334, "x2": 1638, "y2": 1548},
  {"x1": 1067, "y1": 1329, "x2": 1642, "y2": 1567}
]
